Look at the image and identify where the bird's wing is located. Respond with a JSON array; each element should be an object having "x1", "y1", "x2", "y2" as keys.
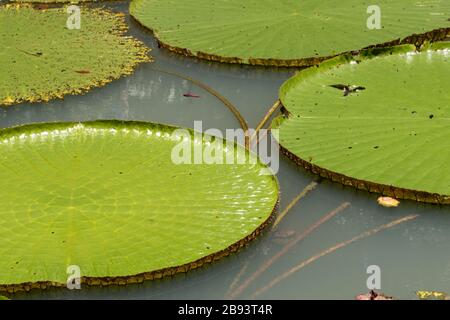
[{"x1": 329, "y1": 84, "x2": 347, "y2": 90}]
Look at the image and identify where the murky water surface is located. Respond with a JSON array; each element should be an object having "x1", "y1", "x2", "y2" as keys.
[{"x1": 5, "y1": 1, "x2": 450, "y2": 300}]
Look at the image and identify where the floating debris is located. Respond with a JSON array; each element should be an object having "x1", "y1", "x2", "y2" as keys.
[
  {"x1": 329, "y1": 84, "x2": 366, "y2": 96},
  {"x1": 377, "y1": 196, "x2": 400, "y2": 208},
  {"x1": 356, "y1": 290, "x2": 394, "y2": 300},
  {"x1": 416, "y1": 290, "x2": 449, "y2": 300},
  {"x1": 183, "y1": 92, "x2": 201, "y2": 98}
]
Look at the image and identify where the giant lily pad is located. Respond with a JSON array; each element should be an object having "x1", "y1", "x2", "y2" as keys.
[
  {"x1": 0, "y1": 121, "x2": 278, "y2": 292},
  {"x1": 0, "y1": 5, "x2": 150, "y2": 106},
  {"x1": 273, "y1": 43, "x2": 450, "y2": 204},
  {"x1": 129, "y1": 0, "x2": 450, "y2": 67}
]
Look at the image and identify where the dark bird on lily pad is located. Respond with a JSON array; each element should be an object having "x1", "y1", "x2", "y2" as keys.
[{"x1": 329, "y1": 84, "x2": 366, "y2": 96}]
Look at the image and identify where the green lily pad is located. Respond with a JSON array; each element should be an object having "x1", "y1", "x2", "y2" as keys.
[
  {"x1": 0, "y1": 5, "x2": 150, "y2": 106},
  {"x1": 129, "y1": 0, "x2": 450, "y2": 67},
  {"x1": 0, "y1": 121, "x2": 278, "y2": 292},
  {"x1": 273, "y1": 43, "x2": 450, "y2": 204}
]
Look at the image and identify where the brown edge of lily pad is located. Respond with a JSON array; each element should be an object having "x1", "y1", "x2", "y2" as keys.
[
  {"x1": 0, "y1": 4, "x2": 152, "y2": 107},
  {"x1": 130, "y1": 7, "x2": 449, "y2": 68},
  {"x1": 0, "y1": 199, "x2": 279, "y2": 293},
  {"x1": 275, "y1": 106, "x2": 450, "y2": 205}
]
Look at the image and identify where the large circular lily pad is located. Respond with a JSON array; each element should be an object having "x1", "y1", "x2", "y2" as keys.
[
  {"x1": 130, "y1": 0, "x2": 450, "y2": 67},
  {"x1": 0, "y1": 5, "x2": 150, "y2": 106},
  {"x1": 273, "y1": 43, "x2": 450, "y2": 204},
  {"x1": 0, "y1": 121, "x2": 278, "y2": 292}
]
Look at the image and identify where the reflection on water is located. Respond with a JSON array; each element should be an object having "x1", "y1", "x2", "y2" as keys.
[
  {"x1": 0, "y1": 64, "x2": 241, "y2": 132},
  {"x1": 6, "y1": 1, "x2": 450, "y2": 300}
]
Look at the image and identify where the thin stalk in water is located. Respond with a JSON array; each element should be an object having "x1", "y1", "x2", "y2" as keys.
[{"x1": 251, "y1": 214, "x2": 419, "y2": 298}]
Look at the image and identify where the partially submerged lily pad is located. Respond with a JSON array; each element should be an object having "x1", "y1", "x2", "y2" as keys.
[
  {"x1": 0, "y1": 5, "x2": 150, "y2": 106},
  {"x1": 273, "y1": 43, "x2": 450, "y2": 204},
  {"x1": 130, "y1": 0, "x2": 450, "y2": 66},
  {"x1": 0, "y1": 121, "x2": 278, "y2": 292}
]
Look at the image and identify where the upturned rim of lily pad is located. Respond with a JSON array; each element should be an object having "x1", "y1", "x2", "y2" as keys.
[{"x1": 145, "y1": 27, "x2": 449, "y2": 68}]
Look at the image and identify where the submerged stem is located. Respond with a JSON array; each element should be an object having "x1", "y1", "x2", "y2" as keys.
[
  {"x1": 250, "y1": 100, "x2": 281, "y2": 143},
  {"x1": 226, "y1": 256, "x2": 252, "y2": 298},
  {"x1": 251, "y1": 214, "x2": 419, "y2": 298},
  {"x1": 228, "y1": 202, "x2": 350, "y2": 299},
  {"x1": 272, "y1": 181, "x2": 318, "y2": 229}
]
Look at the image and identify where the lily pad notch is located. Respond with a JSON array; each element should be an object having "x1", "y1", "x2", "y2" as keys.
[
  {"x1": 273, "y1": 43, "x2": 450, "y2": 204},
  {"x1": 130, "y1": 0, "x2": 450, "y2": 67},
  {"x1": 0, "y1": 121, "x2": 279, "y2": 293}
]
